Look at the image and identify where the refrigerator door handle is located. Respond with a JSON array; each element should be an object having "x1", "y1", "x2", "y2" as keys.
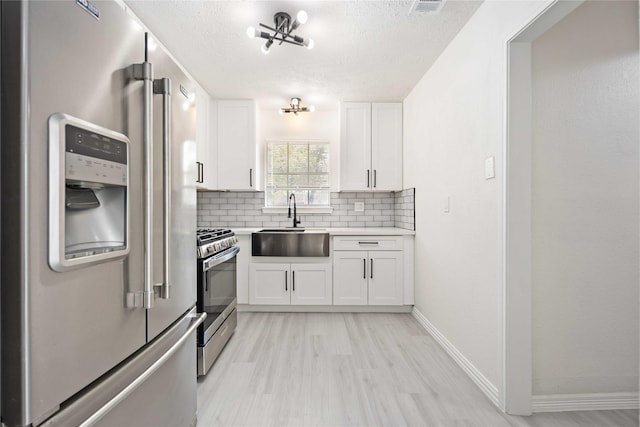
[
  {"x1": 77, "y1": 312, "x2": 207, "y2": 427},
  {"x1": 153, "y1": 77, "x2": 172, "y2": 300},
  {"x1": 131, "y1": 52, "x2": 156, "y2": 309}
]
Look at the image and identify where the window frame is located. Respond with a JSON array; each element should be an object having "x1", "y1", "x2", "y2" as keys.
[{"x1": 263, "y1": 140, "x2": 331, "y2": 210}]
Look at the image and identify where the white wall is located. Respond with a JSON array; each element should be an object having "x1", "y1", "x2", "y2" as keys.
[
  {"x1": 403, "y1": 0, "x2": 553, "y2": 390},
  {"x1": 256, "y1": 108, "x2": 340, "y2": 191},
  {"x1": 531, "y1": 1, "x2": 639, "y2": 395}
]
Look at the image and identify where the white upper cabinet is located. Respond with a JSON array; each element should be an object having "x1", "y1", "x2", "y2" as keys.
[
  {"x1": 195, "y1": 86, "x2": 216, "y2": 190},
  {"x1": 340, "y1": 103, "x2": 372, "y2": 190},
  {"x1": 340, "y1": 102, "x2": 402, "y2": 191},
  {"x1": 371, "y1": 103, "x2": 403, "y2": 191},
  {"x1": 216, "y1": 100, "x2": 256, "y2": 191}
]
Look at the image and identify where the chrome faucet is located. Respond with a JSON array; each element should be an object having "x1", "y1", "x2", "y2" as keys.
[{"x1": 287, "y1": 193, "x2": 301, "y2": 228}]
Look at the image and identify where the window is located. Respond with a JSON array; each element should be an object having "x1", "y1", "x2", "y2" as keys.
[{"x1": 265, "y1": 141, "x2": 330, "y2": 207}]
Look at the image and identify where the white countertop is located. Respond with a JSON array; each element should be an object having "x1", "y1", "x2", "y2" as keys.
[{"x1": 231, "y1": 227, "x2": 415, "y2": 236}]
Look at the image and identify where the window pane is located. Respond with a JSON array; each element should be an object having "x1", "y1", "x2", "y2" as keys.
[
  {"x1": 267, "y1": 174, "x2": 287, "y2": 188},
  {"x1": 309, "y1": 190, "x2": 329, "y2": 206},
  {"x1": 290, "y1": 190, "x2": 308, "y2": 205},
  {"x1": 268, "y1": 144, "x2": 288, "y2": 173},
  {"x1": 288, "y1": 174, "x2": 309, "y2": 187},
  {"x1": 309, "y1": 145, "x2": 329, "y2": 172},
  {"x1": 309, "y1": 174, "x2": 329, "y2": 187},
  {"x1": 288, "y1": 144, "x2": 309, "y2": 173},
  {"x1": 266, "y1": 189, "x2": 288, "y2": 206}
]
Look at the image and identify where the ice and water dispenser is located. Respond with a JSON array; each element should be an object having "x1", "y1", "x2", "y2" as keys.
[{"x1": 49, "y1": 114, "x2": 130, "y2": 272}]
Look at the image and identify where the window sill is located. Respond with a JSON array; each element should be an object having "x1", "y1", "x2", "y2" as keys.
[{"x1": 262, "y1": 206, "x2": 334, "y2": 214}]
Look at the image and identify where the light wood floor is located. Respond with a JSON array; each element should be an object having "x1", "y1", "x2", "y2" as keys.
[{"x1": 197, "y1": 312, "x2": 638, "y2": 426}]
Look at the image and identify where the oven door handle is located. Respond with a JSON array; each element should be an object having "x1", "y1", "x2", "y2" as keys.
[{"x1": 202, "y1": 246, "x2": 240, "y2": 272}]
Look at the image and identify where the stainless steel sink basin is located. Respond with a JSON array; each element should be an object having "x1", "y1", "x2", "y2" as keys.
[{"x1": 252, "y1": 229, "x2": 329, "y2": 256}]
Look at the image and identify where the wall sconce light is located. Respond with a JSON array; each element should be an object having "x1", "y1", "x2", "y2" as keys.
[
  {"x1": 247, "y1": 11, "x2": 314, "y2": 55},
  {"x1": 279, "y1": 97, "x2": 315, "y2": 116}
]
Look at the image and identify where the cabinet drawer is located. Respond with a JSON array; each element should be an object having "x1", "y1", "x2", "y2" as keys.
[{"x1": 333, "y1": 236, "x2": 403, "y2": 251}]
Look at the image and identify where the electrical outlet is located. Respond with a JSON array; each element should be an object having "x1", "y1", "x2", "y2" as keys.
[{"x1": 354, "y1": 202, "x2": 365, "y2": 212}]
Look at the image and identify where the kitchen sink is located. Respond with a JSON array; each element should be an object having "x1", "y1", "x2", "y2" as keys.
[{"x1": 252, "y1": 229, "x2": 329, "y2": 256}]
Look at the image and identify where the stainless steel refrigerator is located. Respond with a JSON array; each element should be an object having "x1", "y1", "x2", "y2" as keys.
[{"x1": 1, "y1": 1, "x2": 205, "y2": 426}]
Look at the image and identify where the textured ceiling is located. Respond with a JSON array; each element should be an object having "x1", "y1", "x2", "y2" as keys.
[{"x1": 124, "y1": 0, "x2": 482, "y2": 110}]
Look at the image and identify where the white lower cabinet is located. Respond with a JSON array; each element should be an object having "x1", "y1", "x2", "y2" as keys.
[
  {"x1": 368, "y1": 252, "x2": 403, "y2": 305},
  {"x1": 333, "y1": 237, "x2": 404, "y2": 306},
  {"x1": 249, "y1": 263, "x2": 332, "y2": 305}
]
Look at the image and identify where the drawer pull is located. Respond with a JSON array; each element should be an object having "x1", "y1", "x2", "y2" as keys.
[{"x1": 358, "y1": 241, "x2": 379, "y2": 245}]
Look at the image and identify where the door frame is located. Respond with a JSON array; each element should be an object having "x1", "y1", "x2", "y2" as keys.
[{"x1": 501, "y1": 0, "x2": 584, "y2": 415}]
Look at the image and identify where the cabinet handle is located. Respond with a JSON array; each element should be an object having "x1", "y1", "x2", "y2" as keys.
[
  {"x1": 367, "y1": 169, "x2": 370, "y2": 188},
  {"x1": 358, "y1": 241, "x2": 379, "y2": 245},
  {"x1": 249, "y1": 168, "x2": 253, "y2": 187},
  {"x1": 292, "y1": 271, "x2": 295, "y2": 291},
  {"x1": 363, "y1": 259, "x2": 366, "y2": 279},
  {"x1": 374, "y1": 170, "x2": 377, "y2": 188},
  {"x1": 285, "y1": 271, "x2": 288, "y2": 291},
  {"x1": 197, "y1": 162, "x2": 204, "y2": 183},
  {"x1": 370, "y1": 258, "x2": 373, "y2": 279}
]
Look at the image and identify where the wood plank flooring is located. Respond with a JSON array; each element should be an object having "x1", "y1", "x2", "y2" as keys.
[{"x1": 197, "y1": 312, "x2": 638, "y2": 426}]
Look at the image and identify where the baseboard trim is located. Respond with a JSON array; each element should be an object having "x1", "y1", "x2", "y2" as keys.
[
  {"x1": 532, "y1": 392, "x2": 640, "y2": 413},
  {"x1": 238, "y1": 304, "x2": 413, "y2": 313},
  {"x1": 411, "y1": 308, "x2": 499, "y2": 407}
]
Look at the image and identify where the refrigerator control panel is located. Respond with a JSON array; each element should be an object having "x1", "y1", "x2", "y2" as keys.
[
  {"x1": 65, "y1": 152, "x2": 127, "y2": 187},
  {"x1": 65, "y1": 123, "x2": 128, "y2": 187}
]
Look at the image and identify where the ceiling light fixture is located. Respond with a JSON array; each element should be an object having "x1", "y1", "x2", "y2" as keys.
[
  {"x1": 247, "y1": 11, "x2": 314, "y2": 55},
  {"x1": 279, "y1": 97, "x2": 315, "y2": 116}
]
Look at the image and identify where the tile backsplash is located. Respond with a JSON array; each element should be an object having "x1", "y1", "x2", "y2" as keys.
[
  {"x1": 197, "y1": 189, "x2": 415, "y2": 230},
  {"x1": 394, "y1": 188, "x2": 415, "y2": 231}
]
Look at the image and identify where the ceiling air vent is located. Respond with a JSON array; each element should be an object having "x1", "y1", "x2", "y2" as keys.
[{"x1": 409, "y1": 0, "x2": 446, "y2": 14}]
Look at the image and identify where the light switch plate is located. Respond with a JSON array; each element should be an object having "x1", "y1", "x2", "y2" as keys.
[
  {"x1": 354, "y1": 202, "x2": 365, "y2": 212},
  {"x1": 485, "y1": 156, "x2": 495, "y2": 180}
]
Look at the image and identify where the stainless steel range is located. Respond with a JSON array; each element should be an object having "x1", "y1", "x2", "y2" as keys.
[{"x1": 196, "y1": 228, "x2": 239, "y2": 376}]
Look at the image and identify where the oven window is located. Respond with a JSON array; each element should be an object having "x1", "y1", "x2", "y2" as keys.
[{"x1": 202, "y1": 256, "x2": 236, "y2": 319}]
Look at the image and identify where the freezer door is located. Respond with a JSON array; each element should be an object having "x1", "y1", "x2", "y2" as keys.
[
  {"x1": 39, "y1": 309, "x2": 205, "y2": 427},
  {"x1": 147, "y1": 39, "x2": 198, "y2": 340},
  {"x1": 1, "y1": 1, "x2": 148, "y2": 425}
]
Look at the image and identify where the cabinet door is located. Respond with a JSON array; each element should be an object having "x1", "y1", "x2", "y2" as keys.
[
  {"x1": 340, "y1": 103, "x2": 371, "y2": 191},
  {"x1": 290, "y1": 264, "x2": 332, "y2": 305},
  {"x1": 195, "y1": 86, "x2": 209, "y2": 189},
  {"x1": 195, "y1": 87, "x2": 217, "y2": 189},
  {"x1": 216, "y1": 100, "x2": 256, "y2": 190},
  {"x1": 371, "y1": 103, "x2": 402, "y2": 191},
  {"x1": 333, "y1": 251, "x2": 368, "y2": 305},
  {"x1": 368, "y1": 251, "x2": 403, "y2": 306},
  {"x1": 249, "y1": 263, "x2": 289, "y2": 305}
]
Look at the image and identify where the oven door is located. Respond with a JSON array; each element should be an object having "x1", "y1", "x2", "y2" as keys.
[{"x1": 197, "y1": 245, "x2": 239, "y2": 346}]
